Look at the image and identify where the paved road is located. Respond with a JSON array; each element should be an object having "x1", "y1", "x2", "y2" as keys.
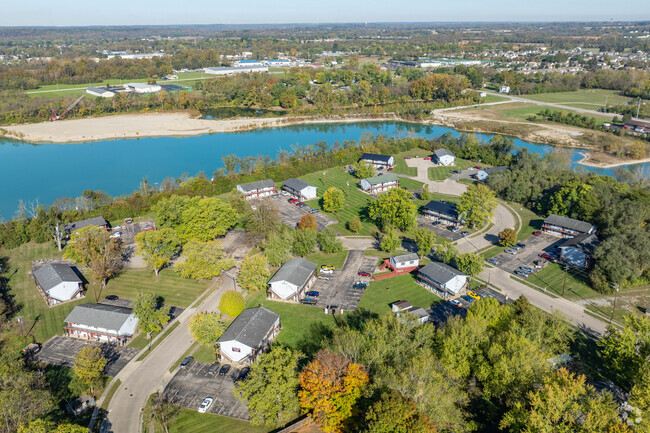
[{"x1": 104, "y1": 279, "x2": 231, "y2": 433}]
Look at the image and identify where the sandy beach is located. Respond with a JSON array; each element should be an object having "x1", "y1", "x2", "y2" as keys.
[
  {"x1": 0, "y1": 111, "x2": 398, "y2": 144},
  {"x1": 576, "y1": 151, "x2": 650, "y2": 169}
]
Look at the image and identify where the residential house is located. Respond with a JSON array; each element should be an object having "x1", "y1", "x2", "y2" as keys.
[
  {"x1": 417, "y1": 261, "x2": 468, "y2": 298},
  {"x1": 268, "y1": 258, "x2": 317, "y2": 301},
  {"x1": 389, "y1": 253, "x2": 420, "y2": 271},
  {"x1": 558, "y1": 233, "x2": 599, "y2": 268},
  {"x1": 476, "y1": 166, "x2": 509, "y2": 181},
  {"x1": 217, "y1": 307, "x2": 281, "y2": 364},
  {"x1": 359, "y1": 153, "x2": 395, "y2": 169},
  {"x1": 422, "y1": 201, "x2": 463, "y2": 226},
  {"x1": 360, "y1": 174, "x2": 399, "y2": 194},
  {"x1": 64, "y1": 303, "x2": 139, "y2": 344},
  {"x1": 499, "y1": 85, "x2": 511, "y2": 94},
  {"x1": 542, "y1": 214, "x2": 597, "y2": 238},
  {"x1": 391, "y1": 300, "x2": 429, "y2": 324},
  {"x1": 433, "y1": 148, "x2": 455, "y2": 166},
  {"x1": 236, "y1": 179, "x2": 277, "y2": 200},
  {"x1": 64, "y1": 216, "x2": 109, "y2": 234},
  {"x1": 282, "y1": 178, "x2": 318, "y2": 201},
  {"x1": 33, "y1": 263, "x2": 84, "y2": 305}
]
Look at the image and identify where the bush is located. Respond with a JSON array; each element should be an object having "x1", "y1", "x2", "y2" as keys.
[{"x1": 219, "y1": 291, "x2": 245, "y2": 318}]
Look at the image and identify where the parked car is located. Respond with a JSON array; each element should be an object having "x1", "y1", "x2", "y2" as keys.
[
  {"x1": 208, "y1": 362, "x2": 220, "y2": 375},
  {"x1": 180, "y1": 356, "x2": 193, "y2": 368},
  {"x1": 378, "y1": 173, "x2": 384, "y2": 176},
  {"x1": 305, "y1": 291, "x2": 320, "y2": 297},
  {"x1": 540, "y1": 253, "x2": 556, "y2": 261},
  {"x1": 519, "y1": 266, "x2": 534, "y2": 273},
  {"x1": 387, "y1": 167, "x2": 394, "y2": 172},
  {"x1": 112, "y1": 225, "x2": 122, "y2": 231},
  {"x1": 461, "y1": 295, "x2": 475, "y2": 303},
  {"x1": 474, "y1": 166, "x2": 481, "y2": 169},
  {"x1": 449, "y1": 226, "x2": 460, "y2": 233},
  {"x1": 218, "y1": 364, "x2": 231, "y2": 376},
  {"x1": 358, "y1": 271, "x2": 371, "y2": 277},
  {"x1": 516, "y1": 243, "x2": 526, "y2": 249},
  {"x1": 236, "y1": 367, "x2": 251, "y2": 381},
  {"x1": 467, "y1": 167, "x2": 475, "y2": 171},
  {"x1": 353, "y1": 282, "x2": 369, "y2": 290},
  {"x1": 505, "y1": 249, "x2": 518, "y2": 255},
  {"x1": 143, "y1": 225, "x2": 156, "y2": 231},
  {"x1": 486, "y1": 258, "x2": 500, "y2": 265},
  {"x1": 424, "y1": 156, "x2": 432, "y2": 160},
  {"x1": 288, "y1": 198, "x2": 298, "y2": 203},
  {"x1": 104, "y1": 295, "x2": 119, "y2": 301},
  {"x1": 280, "y1": 190, "x2": 289, "y2": 196},
  {"x1": 321, "y1": 265, "x2": 335, "y2": 270},
  {"x1": 294, "y1": 201, "x2": 304, "y2": 206},
  {"x1": 300, "y1": 298, "x2": 317, "y2": 305},
  {"x1": 298, "y1": 203, "x2": 307, "y2": 208},
  {"x1": 317, "y1": 275, "x2": 330, "y2": 280},
  {"x1": 110, "y1": 231, "x2": 122, "y2": 238},
  {"x1": 449, "y1": 299, "x2": 463, "y2": 308},
  {"x1": 467, "y1": 291, "x2": 481, "y2": 300},
  {"x1": 309, "y1": 209, "x2": 319, "y2": 214},
  {"x1": 198, "y1": 397, "x2": 214, "y2": 413},
  {"x1": 514, "y1": 270, "x2": 530, "y2": 278},
  {"x1": 320, "y1": 268, "x2": 333, "y2": 275},
  {"x1": 451, "y1": 170, "x2": 460, "y2": 174},
  {"x1": 432, "y1": 221, "x2": 441, "y2": 226},
  {"x1": 460, "y1": 231, "x2": 470, "y2": 237},
  {"x1": 533, "y1": 231, "x2": 542, "y2": 236}
]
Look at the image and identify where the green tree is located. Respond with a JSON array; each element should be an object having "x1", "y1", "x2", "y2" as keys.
[
  {"x1": 498, "y1": 228, "x2": 517, "y2": 247},
  {"x1": 317, "y1": 230, "x2": 343, "y2": 253},
  {"x1": 629, "y1": 364, "x2": 650, "y2": 432},
  {"x1": 410, "y1": 226, "x2": 436, "y2": 258},
  {"x1": 134, "y1": 227, "x2": 181, "y2": 276},
  {"x1": 245, "y1": 201, "x2": 281, "y2": 239},
  {"x1": 0, "y1": 369, "x2": 52, "y2": 432},
  {"x1": 455, "y1": 252, "x2": 484, "y2": 278},
  {"x1": 175, "y1": 240, "x2": 235, "y2": 280},
  {"x1": 352, "y1": 160, "x2": 375, "y2": 179},
  {"x1": 263, "y1": 232, "x2": 294, "y2": 266},
  {"x1": 73, "y1": 347, "x2": 107, "y2": 396},
  {"x1": 364, "y1": 391, "x2": 435, "y2": 433},
  {"x1": 63, "y1": 225, "x2": 123, "y2": 289},
  {"x1": 150, "y1": 394, "x2": 181, "y2": 433},
  {"x1": 219, "y1": 290, "x2": 245, "y2": 318},
  {"x1": 18, "y1": 420, "x2": 87, "y2": 433},
  {"x1": 234, "y1": 347, "x2": 303, "y2": 428},
  {"x1": 279, "y1": 92, "x2": 297, "y2": 109},
  {"x1": 380, "y1": 228, "x2": 401, "y2": 253},
  {"x1": 292, "y1": 229, "x2": 317, "y2": 257},
  {"x1": 323, "y1": 187, "x2": 345, "y2": 213},
  {"x1": 178, "y1": 197, "x2": 238, "y2": 242},
  {"x1": 153, "y1": 195, "x2": 193, "y2": 228},
  {"x1": 189, "y1": 312, "x2": 226, "y2": 346},
  {"x1": 458, "y1": 183, "x2": 497, "y2": 229},
  {"x1": 419, "y1": 184, "x2": 433, "y2": 201},
  {"x1": 367, "y1": 188, "x2": 417, "y2": 231},
  {"x1": 599, "y1": 314, "x2": 650, "y2": 390},
  {"x1": 238, "y1": 254, "x2": 271, "y2": 292},
  {"x1": 348, "y1": 216, "x2": 362, "y2": 233},
  {"x1": 436, "y1": 240, "x2": 458, "y2": 264},
  {"x1": 132, "y1": 293, "x2": 171, "y2": 339}
]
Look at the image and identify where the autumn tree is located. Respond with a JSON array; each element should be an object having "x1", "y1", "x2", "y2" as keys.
[
  {"x1": 132, "y1": 293, "x2": 170, "y2": 339},
  {"x1": 348, "y1": 216, "x2": 362, "y2": 233},
  {"x1": 323, "y1": 187, "x2": 345, "y2": 213},
  {"x1": 352, "y1": 160, "x2": 375, "y2": 179},
  {"x1": 245, "y1": 201, "x2": 281, "y2": 239},
  {"x1": 63, "y1": 225, "x2": 123, "y2": 290},
  {"x1": 135, "y1": 227, "x2": 181, "y2": 276},
  {"x1": 368, "y1": 188, "x2": 417, "y2": 231},
  {"x1": 599, "y1": 314, "x2": 650, "y2": 389},
  {"x1": 73, "y1": 347, "x2": 107, "y2": 396},
  {"x1": 175, "y1": 240, "x2": 235, "y2": 280},
  {"x1": 150, "y1": 394, "x2": 181, "y2": 433},
  {"x1": 435, "y1": 240, "x2": 458, "y2": 264},
  {"x1": 498, "y1": 228, "x2": 517, "y2": 247},
  {"x1": 455, "y1": 252, "x2": 484, "y2": 278},
  {"x1": 299, "y1": 350, "x2": 369, "y2": 433},
  {"x1": 238, "y1": 254, "x2": 271, "y2": 292},
  {"x1": 364, "y1": 391, "x2": 435, "y2": 433},
  {"x1": 219, "y1": 290, "x2": 245, "y2": 318},
  {"x1": 18, "y1": 420, "x2": 87, "y2": 433},
  {"x1": 458, "y1": 183, "x2": 497, "y2": 229},
  {"x1": 235, "y1": 347, "x2": 303, "y2": 428},
  {"x1": 189, "y1": 312, "x2": 226, "y2": 346},
  {"x1": 298, "y1": 213, "x2": 318, "y2": 231},
  {"x1": 410, "y1": 226, "x2": 436, "y2": 258}
]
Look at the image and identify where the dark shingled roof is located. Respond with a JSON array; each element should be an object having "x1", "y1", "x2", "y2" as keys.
[
  {"x1": 418, "y1": 261, "x2": 466, "y2": 285},
  {"x1": 544, "y1": 214, "x2": 596, "y2": 234},
  {"x1": 64, "y1": 303, "x2": 134, "y2": 331},
  {"x1": 217, "y1": 307, "x2": 280, "y2": 348},
  {"x1": 423, "y1": 201, "x2": 459, "y2": 218},
  {"x1": 434, "y1": 148, "x2": 455, "y2": 158},
  {"x1": 33, "y1": 263, "x2": 81, "y2": 292},
  {"x1": 237, "y1": 179, "x2": 276, "y2": 192},
  {"x1": 560, "y1": 233, "x2": 599, "y2": 252},
  {"x1": 392, "y1": 253, "x2": 419, "y2": 264},
  {"x1": 64, "y1": 216, "x2": 108, "y2": 233},
  {"x1": 283, "y1": 178, "x2": 315, "y2": 192},
  {"x1": 269, "y1": 258, "x2": 316, "y2": 288},
  {"x1": 360, "y1": 153, "x2": 392, "y2": 163}
]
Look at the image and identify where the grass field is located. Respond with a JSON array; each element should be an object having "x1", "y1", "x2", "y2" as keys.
[
  {"x1": 305, "y1": 250, "x2": 349, "y2": 269},
  {"x1": 428, "y1": 158, "x2": 477, "y2": 181},
  {"x1": 509, "y1": 203, "x2": 543, "y2": 240},
  {"x1": 101, "y1": 379, "x2": 121, "y2": 410},
  {"x1": 520, "y1": 89, "x2": 631, "y2": 109},
  {"x1": 169, "y1": 410, "x2": 271, "y2": 433},
  {"x1": 392, "y1": 149, "x2": 431, "y2": 176},
  {"x1": 358, "y1": 274, "x2": 442, "y2": 315},
  {"x1": 526, "y1": 262, "x2": 597, "y2": 301},
  {"x1": 192, "y1": 344, "x2": 217, "y2": 363}
]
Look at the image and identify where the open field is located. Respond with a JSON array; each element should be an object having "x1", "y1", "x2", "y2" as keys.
[
  {"x1": 305, "y1": 250, "x2": 349, "y2": 269},
  {"x1": 169, "y1": 410, "x2": 271, "y2": 433},
  {"x1": 520, "y1": 89, "x2": 632, "y2": 110},
  {"x1": 358, "y1": 274, "x2": 442, "y2": 315},
  {"x1": 526, "y1": 262, "x2": 597, "y2": 301},
  {"x1": 428, "y1": 158, "x2": 478, "y2": 181}
]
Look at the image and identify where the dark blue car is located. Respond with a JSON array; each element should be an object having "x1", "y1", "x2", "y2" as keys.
[{"x1": 305, "y1": 291, "x2": 319, "y2": 297}]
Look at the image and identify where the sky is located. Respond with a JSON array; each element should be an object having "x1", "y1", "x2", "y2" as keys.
[{"x1": 2, "y1": 0, "x2": 649, "y2": 26}]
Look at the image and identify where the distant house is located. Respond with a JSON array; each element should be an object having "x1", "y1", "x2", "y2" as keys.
[
  {"x1": 236, "y1": 179, "x2": 277, "y2": 200},
  {"x1": 417, "y1": 261, "x2": 468, "y2": 298},
  {"x1": 268, "y1": 258, "x2": 317, "y2": 301},
  {"x1": 64, "y1": 216, "x2": 109, "y2": 234},
  {"x1": 558, "y1": 234, "x2": 599, "y2": 268},
  {"x1": 359, "y1": 153, "x2": 395, "y2": 168},
  {"x1": 360, "y1": 174, "x2": 399, "y2": 194},
  {"x1": 33, "y1": 263, "x2": 84, "y2": 305},
  {"x1": 64, "y1": 303, "x2": 139, "y2": 344},
  {"x1": 499, "y1": 85, "x2": 511, "y2": 94},
  {"x1": 479, "y1": 91, "x2": 487, "y2": 97},
  {"x1": 217, "y1": 307, "x2": 281, "y2": 364},
  {"x1": 391, "y1": 300, "x2": 429, "y2": 324},
  {"x1": 624, "y1": 118, "x2": 650, "y2": 133},
  {"x1": 125, "y1": 82, "x2": 161, "y2": 93},
  {"x1": 85, "y1": 87, "x2": 116, "y2": 98},
  {"x1": 476, "y1": 166, "x2": 509, "y2": 182},
  {"x1": 433, "y1": 148, "x2": 455, "y2": 166},
  {"x1": 389, "y1": 253, "x2": 420, "y2": 270},
  {"x1": 282, "y1": 178, "x2": 318, "y2": 201},
  {"x1": 422, "y1": 201, "x2": 463, "y2": 226},
  {"x1": 542, "y1": 214, "x2": 597, "y2": 238}
]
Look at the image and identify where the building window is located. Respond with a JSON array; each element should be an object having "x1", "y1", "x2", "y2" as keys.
[{"x1": 232, "y1": 347, "x2": 241, "y2": 352}]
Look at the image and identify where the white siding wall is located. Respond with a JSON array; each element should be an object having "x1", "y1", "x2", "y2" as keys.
[
  {"x1": 269, "y1": 280, "x2": 299, "y2": 300},
  {"x1": 302, "y1": 186, "x2": 318, "y2": 200},
  {"x1": 48, "y1": 282, "x2": 82, "y2": 302},
  {"x1": 443, "y1": 275, "x2": 467, "y2": 295},
  {"x1": 219, "y1": 340, "x2": 253, "y2": 363},
  {"x1": 438, "y1": 155, "x2": 455, "y2": 166}
]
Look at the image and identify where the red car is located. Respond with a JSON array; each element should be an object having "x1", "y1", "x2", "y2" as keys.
[
  {"x1": 358, "y1": 271, "x2": 371, "y2": 277},
  {"x1": 533, "y1": 231, "x2": 542, "y2": 236},
  {"x1": 294, "y1": 201, "x2": 304, "y2": 206},
  {"x1": 474, "y1": 166, "x2": 481, "y2": 169},
  {"x1": 540, "y1": 253, "x2": 553, "y2": 260},
  {"x1": 288, "y1": 198, "x2": 298, "y2": 203},
  {"x1": 424, "y1": 157, "x2": 432, "y2": 160},
  {"x1": 143, "y1": 225, "x2": 156, "y2": 231}
]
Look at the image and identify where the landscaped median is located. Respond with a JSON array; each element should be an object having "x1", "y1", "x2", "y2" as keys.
[{"x1": 136, "y1": 321, "x2": 180, "y2": 362}]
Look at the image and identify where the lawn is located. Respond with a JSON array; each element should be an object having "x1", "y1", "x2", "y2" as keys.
[
  {"x1": 358, "y1": 274, "x2": 442, "y2": 316},
  {"x1": 169, "y1": 410, "x2": 271, "y2": 433},
  {"x1": 428, "y1": 158, "x2": 477, "y2": 181},
  {"x1": 305, "y1": 250, "x2": 349, "y2": 269},
  {"x1": 520, "y1": 89, "x2": 631, "y2": 109},
  {"x1": 507, "y1": 202, "x2": 543, "y2": 241},
  {"x1": 392, "y1": 149, "x2": 431, "y2": 176},
  {"x1": 192, "y1": 344, "x2": 217, "y2": 363},
  {"x1": 526, "y1": 262, "x2": 597, "y2": 301}
]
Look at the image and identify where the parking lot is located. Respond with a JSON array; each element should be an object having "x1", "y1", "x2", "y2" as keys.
[
  {"x1": 221, "y1": 229, "x2": 256, "y2": 260},
  {"x1": 416, "y1": 215, "x2": 469, "y2": 241},
  {"x1": 117, "y1": 219, "x2": 156, "y2": 245},
  {"x1": 428, "y1": 286, "x2": 509, "y2": 326},
  {"x1": 491, "y1": 233, "x2": 564, "y2": 277},
  {"x1": 35, "y1": 335, "x2": 139, "y2": 376},
  {"x1": 309, "y1": 251, "x2": 379, "y2": 312},
  {"x1": 271, "y1": 195, "x2": 335, "y2": 231},
  {"x1": 163, "y1": 360, "x2": 250, "y2": 420}
]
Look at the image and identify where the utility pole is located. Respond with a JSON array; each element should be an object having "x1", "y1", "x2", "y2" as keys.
[
  {"x1": 636, "y1": 98, "x2": 641, "y2": 119},
  {"x1": 562, "y1": 265, "x2": 568, "y2": 297},
  {"x1": 611, "y1": 285, "x2": 619, "y2": 322}
]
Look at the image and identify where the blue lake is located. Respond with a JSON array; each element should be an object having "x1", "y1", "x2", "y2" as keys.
[{"x1": 0, "y1": 121, "x2": 648, "y2": 219}]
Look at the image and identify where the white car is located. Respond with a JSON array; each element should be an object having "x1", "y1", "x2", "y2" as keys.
[
  {"x1": 467, "y1": 167, "x2": 474, "y2": 171},
  {"x1": 449, "y1": 299, "x2": 463, "y2": 308},
  {"x1": 112, "y1": 225, "x2": 122, "y2": 231},
  {"x1": 320, "y1": 268, "x2": 333, "y2": 274},
  {"x1": 109, "y1": 231, "x2": 122, "y2": 238},
  {"x1": 198, "y1": 397, "x2": 214, "y2": 413}
]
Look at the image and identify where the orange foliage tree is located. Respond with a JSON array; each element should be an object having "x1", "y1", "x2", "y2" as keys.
[
  {"x1": 298, "y1": 213, "x2": 318, "y2": 231},
  {"x1": 298, "y1": 350, "x2": 369, "y2": 433}
]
